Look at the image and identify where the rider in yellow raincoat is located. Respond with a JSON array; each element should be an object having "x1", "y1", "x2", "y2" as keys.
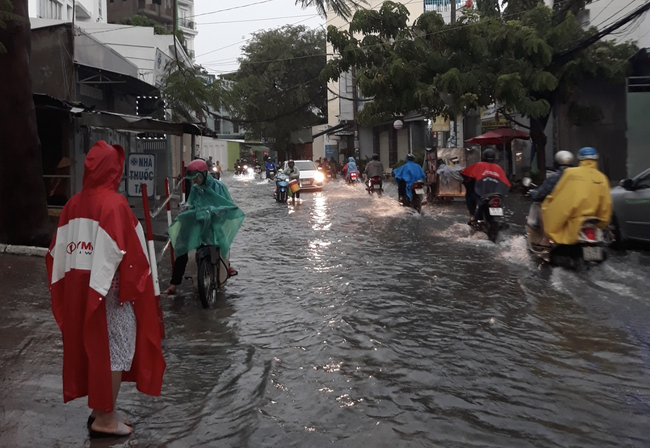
[{"x1": 541, "y1": 147, "x2": 612, "y2": 245}]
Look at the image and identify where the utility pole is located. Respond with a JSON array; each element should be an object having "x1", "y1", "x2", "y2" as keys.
[
  {"x1": 450, "y1": 0, "x2": 456, "y2": 24},
  {"x1": 70, "y1": 0, "x2": 75, "y2": 101}
]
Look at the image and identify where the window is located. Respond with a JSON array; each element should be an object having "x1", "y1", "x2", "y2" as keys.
[
  {"x1": 424, "y1": 0, "x2": 450, "y2": 13},
  {"x1": 39, "y1": 0, "x2": 62, "y2": 19}
]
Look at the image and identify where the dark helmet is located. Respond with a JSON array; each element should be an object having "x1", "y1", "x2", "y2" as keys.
[
  {"x1": 372, "y1": 153, "x2": 379, "y2": 161},
  {"x1": 186, "y1": 159, "x2": 208, "y2": 179},
  {"x1": 406, "y1": 153, "x2": 415, "y2": 161},
  {"x1": 482, "y1": 148, "x2": 496, "y2": 163},
  {"x1": 288, "y1": 159, "x2": 295, "y2": 166}
]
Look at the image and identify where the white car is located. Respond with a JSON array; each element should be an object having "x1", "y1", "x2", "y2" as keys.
[{"x1": 281, "y1": 160, "x2": 324, "y2": 191}]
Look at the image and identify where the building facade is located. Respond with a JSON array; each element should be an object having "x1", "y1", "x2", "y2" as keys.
[
  {"x1": 28, "y1": 0, "x2": 107, "y2": 23},
  {"x1": 106, "y1": 0, "x2": 198, "y2": 58}
]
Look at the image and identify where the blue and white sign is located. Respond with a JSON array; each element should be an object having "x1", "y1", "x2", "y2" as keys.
[{"x1": 127, "y1": 154, "x2": 155, "y2": 197}]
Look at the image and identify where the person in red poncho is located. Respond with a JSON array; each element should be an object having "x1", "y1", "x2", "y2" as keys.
[
  {"x1": 460, "y1": 148, "x2": 511, "y2": 222},
  {"x1": 46, "y1": 141, "x2": 166, "y2": 438}
]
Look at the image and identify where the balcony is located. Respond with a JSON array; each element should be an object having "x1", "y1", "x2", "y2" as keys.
[{"x1": 179, "y1": 18, "x2": 196, "y2": 30}]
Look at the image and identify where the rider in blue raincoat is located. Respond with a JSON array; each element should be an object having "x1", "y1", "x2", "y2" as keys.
[
  {"x1": 264, "y1": 159, "x2": 276, "y2": 178},
  {"x1": 392, "y1": 153, "x2": 427, "y2": 202},
  {"x1": 346, "y1": 157, "x2": 358, "y2": 181}
]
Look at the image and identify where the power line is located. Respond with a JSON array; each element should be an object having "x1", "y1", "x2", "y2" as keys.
[
  {"x1": 198, "y1": 13, "x2": 319, "y2": 26},
  {"x1": 188, "y1": 0, "x2": 279, "y2": 20}
]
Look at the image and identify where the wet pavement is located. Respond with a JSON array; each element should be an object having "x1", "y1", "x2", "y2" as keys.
[{"x1": 2, "y1": 172, "x2": 650, "y2": 447}]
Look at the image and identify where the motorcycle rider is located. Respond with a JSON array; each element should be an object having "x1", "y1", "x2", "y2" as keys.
[
  {"x1": 541, "y1": 147, "x2": 612, "y2": 245},
  {"x1": 164, "y1": 159, "x2": 243, "y2": 295},
  {"x1": 364, "y1": 153, "x2": 385, "y2": 190},
  {"x1": 526, "y1": 151, "x2": 575, "y2": 246},
  {"x1": 345, "y1": 157, "x2": 358, "y2": 182},
  {"x1": 392, "y1": 153, "x2": 427, "y2": 204},
  {"x1": 265, "y1": 158, "x2": 276, "y2": 179},
  {"x1": 530, "y1": 151, "x2": 575, "y2": 202},
  {"x1": 284, "y1": 159, "x2": 301, "y2": 203},
  {"x1": 461, "y1": 148, "x2": 510, "y2": 222}
]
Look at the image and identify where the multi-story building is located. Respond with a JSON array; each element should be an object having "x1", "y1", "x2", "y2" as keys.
[
  {"x1": 28, "y1": 0, "x2": 107, "y2": 23},
  {"x1": 106, "y1": 0, "x2": 198, "y2": 58}
]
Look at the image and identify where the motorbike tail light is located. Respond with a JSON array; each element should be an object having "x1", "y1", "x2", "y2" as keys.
[
  {"x1": 412, "y1": 182, "x2": 423, "y2": 189},
  {"x1": 490, "y1": 197, "x2": 501, "y2": 207},
  {"x1": 372, "y1": 176, "x2": 381, "y2": 181},
  {"x1": 351, "y1": 172, "x2": 357, "y2": 178},
  {"x1": 583, "y1": 227, "x2": 596, "y2": 241}
]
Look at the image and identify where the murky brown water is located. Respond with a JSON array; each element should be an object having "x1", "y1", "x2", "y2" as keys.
[{"x1": 2, "y1": 172, "x2": 650, "y2": 447}]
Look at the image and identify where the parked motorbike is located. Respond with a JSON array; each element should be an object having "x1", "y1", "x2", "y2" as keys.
[
  {"x1": 522, "y1": 177, "x2": 607, "y2": 269},
  {"x1": 274, "y1": 173, "x2": 290, "y2": 203},
  {"x1": 400, "y1": 180, "x2": 425, "y2": 213},
  {"x1": 470, "y1": 193, "x2": 505, "y2": 242},
  {"x1": 366, "y1": 175, "x2": 383, "y2": 196}
]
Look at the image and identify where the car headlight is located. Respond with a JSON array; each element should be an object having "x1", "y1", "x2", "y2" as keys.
[{"x1": 315, "y1": 172, "x2": 324, "y2": 182}]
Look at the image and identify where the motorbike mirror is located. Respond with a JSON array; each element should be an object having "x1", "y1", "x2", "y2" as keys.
[
  {"x1": 522, "y1": 177, "x2": 533, "y2": 187},
  {"x1": 620, "y1": 178, "x2": 634, "y2": 190}
]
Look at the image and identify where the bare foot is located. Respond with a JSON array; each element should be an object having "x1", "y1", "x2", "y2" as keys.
[
  {"x1": 163, "y1": 285, "x2": 177, "y2": 295},
  {"x1": 90, "y1": 416, "x2": 133, "y2": 438},
  {"x1": 90, "y1": 411, "x2": 132, "y2": 426}
]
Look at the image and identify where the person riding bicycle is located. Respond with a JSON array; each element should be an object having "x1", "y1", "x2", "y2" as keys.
[
  {"x1": 392, "y1": 153, "x2": 426, "y2": 204},
  {"x1": 164, "y1": 159, "x2": 245, "y2": 295},
  {"x1": 364, "y1": 154, "x2": 385, "y2": 190},
  {"x1": 460, "y1": 148, "x2": 510, "y2": 223}
]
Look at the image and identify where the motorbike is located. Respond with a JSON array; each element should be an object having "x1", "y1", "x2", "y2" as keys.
[
  {"x1": 210, "y1": 166, "x2": 220, "y2": 180},
  {"x1": 470, "y1": 193, "x2": 505, "y2": 242},
  {"x1": 347, "y1": 171, "x2": 359, "y2": 184},
  {"x1": 234, "y1": 164, "x2": 242, "y2": 175},
  {"x1": 254, "y1": 165, "x2": 262, "y2": 179},
  {"x1": 399, "y1": 180, "x2": 425, "y2": 213},
  {"x1": 267, "y1": 168, "x2": 277, "y2": 180},
  {"x1": 522, "y1": 177, "x2": 607, "y2": 269},
  {"x1": 274, "y1": 173, "x2": 290, "y2": 203},
  {"x1": 365, "y1": 175, "x2": 383, "y2": 196}
]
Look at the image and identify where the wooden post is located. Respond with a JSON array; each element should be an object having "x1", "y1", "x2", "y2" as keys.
[{"x1": 141, "y1": 184, "x2": 165, "y2": 339}]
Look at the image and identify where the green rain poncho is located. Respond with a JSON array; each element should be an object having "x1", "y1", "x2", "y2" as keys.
[{"x1": 168, "y1": 174, "x2": 245, "y2": 257}]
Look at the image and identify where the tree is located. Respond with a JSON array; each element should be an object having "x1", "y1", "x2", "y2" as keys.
[
  {"x1": 228, "y1": 25, "x2": 327, "y2": 158},
  {"x1": 0, "y1": 0, "x2": 51, "y2": 245},
  {"x1": 160, "y1": 61, "x2": 221, "y2": 123},
  {"x1": 297, "y1": 0, "x2": 366, "y2": 18},
  {"x1": 323, "y1": 1, "x2": 637, "y2": 174}
]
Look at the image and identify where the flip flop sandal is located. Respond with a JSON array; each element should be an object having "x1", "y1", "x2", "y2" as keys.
[
  {"x1": 162, "y1": 287, "x2": 176, "y2": 295},
  {"x1": 89, "y1": 421, "x2": 132, "y2": 438},
  {"x1": 228, "y1": 268, "x2": 238, "y2": 277},
  {"x1": 88, "y1": 416, "x2": 133, "y2": 428}
]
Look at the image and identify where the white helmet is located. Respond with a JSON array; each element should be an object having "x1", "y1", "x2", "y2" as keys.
[{"x1": 554, "y1": 150, "x2": 574, "y2": 166}]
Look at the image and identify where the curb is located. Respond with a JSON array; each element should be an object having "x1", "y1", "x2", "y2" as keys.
[{"x1": 0, "y1": 244, "x2": 48, "y2": 257}]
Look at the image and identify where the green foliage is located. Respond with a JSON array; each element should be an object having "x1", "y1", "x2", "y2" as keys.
[
  {"x1": 298, "y1": 0, "x2": 367, "y2": 19},
  {"x1": 228, "y1": 25, "x2": 327, "y2": 155},
  {"x1": 324, "y1": 0, "x2": 637, "y2": 127},
  {"x1": 160, "y1": 61, "x2": 221, "y2": 123},
  {"x1": 120, "y1": 14, "x2": 170, "y2": 35},
  {"x1": 0, "y1": 0, "x2": 23, "y2": 54}
]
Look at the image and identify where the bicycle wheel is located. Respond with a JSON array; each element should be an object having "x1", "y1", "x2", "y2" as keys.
[{"x1": 197, "y1": 257, "x2": 218, "y2": 308}]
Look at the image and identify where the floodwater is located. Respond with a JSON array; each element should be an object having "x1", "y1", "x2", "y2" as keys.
[{"x1": 2, "y1": 172, "x2": 650, "y2": 447}]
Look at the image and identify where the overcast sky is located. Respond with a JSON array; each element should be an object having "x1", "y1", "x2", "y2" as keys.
[{"x1": 193, "y1": 0, "x2": 326, "y2": 75}]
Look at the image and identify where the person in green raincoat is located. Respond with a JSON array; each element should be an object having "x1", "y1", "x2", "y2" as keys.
[{"x1": 163, "y1": 159, "x2": 245, "y2": 295}]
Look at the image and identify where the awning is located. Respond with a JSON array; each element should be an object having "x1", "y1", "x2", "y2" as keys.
[
  {"x1": 465, "y1": 127, "x2": 530, "y2": 145},
  {"x1": 312, "y1": 122, "x2": 349, "y2": 138}
]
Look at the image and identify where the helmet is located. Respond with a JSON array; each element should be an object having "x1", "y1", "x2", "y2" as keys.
[
  {"x1": 288, "y1": 159, "x2": 295, "y2": 166},
  {"x1": 372, "y1": 153, "x2": 379, "y2": 161},
  {"x1": 482, "y1": 148, "x2": 496, "y2": 163},
  {"x1": 406, "y1": 153, "x2": 415, "y2": 161},
  {"x1": 186, "y1": 159, "x2": 208, "y2": 179},
  {"x1": 577, "y1": 147, "x2": 598, "y2": 160},
  {"x1": 554, "y1": 150, "x2": 574, "y2": 166}
]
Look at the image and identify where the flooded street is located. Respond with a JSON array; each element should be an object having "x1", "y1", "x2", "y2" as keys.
[
  {"x1": 2, "y1": 172, "x2": 650, "y2": 447},
  {"x1": 154, "y1": 173, "x2": 650, "y2": 447}
]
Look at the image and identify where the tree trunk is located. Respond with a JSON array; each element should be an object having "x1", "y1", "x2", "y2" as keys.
[
  {"x1": 0, "y1": 0, "x2": 52, "y2": 246},
  {"x1": 530, "y1": 114, "x2": 550, "y2": 178}
]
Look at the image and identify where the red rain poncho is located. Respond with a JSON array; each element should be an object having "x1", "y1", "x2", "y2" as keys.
[{"x1": 46, "y1": 141, "x2": 165, "y2": 412}]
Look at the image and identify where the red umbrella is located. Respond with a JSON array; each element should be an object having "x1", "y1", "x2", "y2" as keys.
[{"x1": 465, "y1": 127, "x2": 530, "y2": 145}]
